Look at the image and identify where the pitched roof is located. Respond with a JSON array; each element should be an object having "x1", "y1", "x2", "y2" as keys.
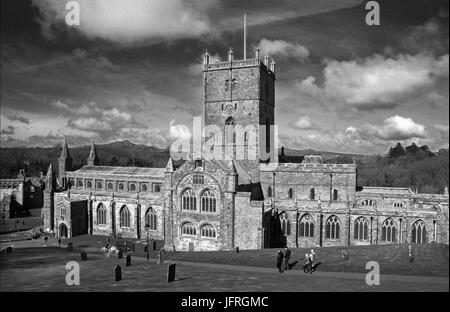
[{"x1": 75, "y1": 166, "x2": 165, "y2": 177}]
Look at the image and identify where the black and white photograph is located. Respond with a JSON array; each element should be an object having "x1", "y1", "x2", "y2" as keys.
[{"x1": 0, "y1": 0, "x2": 448, "y2": 301}]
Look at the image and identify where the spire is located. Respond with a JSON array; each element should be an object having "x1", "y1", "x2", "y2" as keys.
[
  {"x1": 166, "y1": 157, "x2": 174, "y2": 172},
  {"x1": 60, "y1": 137, "x2": 72, "y2": 161},
  {"x1": 46, "y1": 163, "x2": 55, "y2": 191},
  {"x1": 87, "y1": 140, "x2": 100, "y2": 166}
]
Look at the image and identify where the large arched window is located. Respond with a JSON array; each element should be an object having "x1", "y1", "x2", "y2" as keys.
[
  {"x1": 182, "y1": 189, "x2": 196, "y2": 211},
  {"x1": 354, "y1": 217, "x2": 369, "y2": 241},
  {"x1": 120, "y1": 205, "x2": 130, "y2": 228},
  {"x1": 200, "y1": 224, "x2": 216, "y2": 238},
  {"x1": 118, "y1": 183, "x2": 124, "y2": 191},
  {"x1": 107, "y1": 182, "x2": 113, "y2": 190},
  {"x1": 141, "y1": 184, "x2": 148, "y2": 192},
  {"x1": 310, "y1": 188, "x2": 315, "y2": 200},
  {"x1": 280, "y1": 213, "x2": 291, "y2": 236},
  {"x1": 97, "y1": 203, "x2": 107, "y2": 225},
  {"x1": 381, "y1": 218, "x2": 396, "y2": 243},
  {"x1": 77, "y1": 180, "x2": 83, "y2": 188},
  {"x1": 145, "y1": 207, "x2": 157, "y2": 231},
  {"x1": 129, "y1": 183, "x2": 136, "y2": 191},
  {"x1": 96, "y1": 181, "x2": 103, "y2": 189},
  {"x1": 299, "y1": 214, "x2": 314, "y2": 238},
  {"x1": 200, "y1": 189, "x2": 217, "y2": 213},
  {"x1": 181, "y1": 222, "x2": 196, "y2": 236},
  {"x1": 154, "y1": 184, "x2": 161, "y2": 192},
  {"x1": 86, "y1": 180, "x2": 92, "y2": 188},
  {"x1": 411, "y1": 220, "x2": 427, "y2": 244},
  {"x1": 325, "y1": 215, "x2": 340, "y2": 240}
]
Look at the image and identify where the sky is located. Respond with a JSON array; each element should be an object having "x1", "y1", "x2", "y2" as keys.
[{"x1": 0, "y1": 0, "x2": 448, "y2": 155}]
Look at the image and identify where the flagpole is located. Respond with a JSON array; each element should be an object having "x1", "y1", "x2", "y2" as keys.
[{"x1": 244, "y1": 12, "x2": 247, "y2": 60}]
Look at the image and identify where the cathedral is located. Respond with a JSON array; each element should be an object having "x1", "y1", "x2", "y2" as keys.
[{"x1": 41, "y1": 48, "x2": 449, "y2": 251}]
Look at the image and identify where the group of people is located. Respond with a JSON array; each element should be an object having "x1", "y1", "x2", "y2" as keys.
[
  {"x1": 276, "y1": 247, "x2": 317, "y2": 273},
  {"x1": 276, "y1": 247, "x2": 292, "y2": 273}
]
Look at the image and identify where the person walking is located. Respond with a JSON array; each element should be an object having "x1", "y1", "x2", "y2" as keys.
[
  {"x1": 284, "y1": 247, "x2": 291, "y2": 270},
  {"x1": 157, "y1": 247, "x2": 165, "y2": 264},
  {"x1": 276, "y1": 250, "x2": 284, "y2": 273},
  {"x1": 58, "y1": 238, "x2": 61, "y2": 246}
]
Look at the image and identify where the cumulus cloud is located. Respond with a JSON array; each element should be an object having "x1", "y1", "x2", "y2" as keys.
[
  {"x1": 31, "y1": 0, "x2": 214, "y2": 45},
  {"x1": 1, "y1": 125, "x2": 15, "y2": 135},
  {"x1": 291, "y1": 115, "x2": 317, "y2": 130},
  {"x1": 346, "y1": 115, "x2": 426, "y2": 141},
  {"x1": 299, "y1": 53, "x2": 449, "y2": 109},
  {"x1": 256, "y1": 39, "x2": 309, "y2": 61},
  {"x1": 169, "y1": 119, "x2": 191, "y2": 140}
]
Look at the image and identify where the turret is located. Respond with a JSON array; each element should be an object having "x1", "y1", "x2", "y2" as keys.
[
  {"x1": 58, "y1": 137, "x2": 73, "y2": 188},
  {"x1": 87, "y1": 140, "x2": 100, "y2": 166},
  {"x1": 42, "y1": 163, "x2": 56, "y2": 231},
  {"x1": 227, "y1": 160, "x2": 238, "y2": 193}
]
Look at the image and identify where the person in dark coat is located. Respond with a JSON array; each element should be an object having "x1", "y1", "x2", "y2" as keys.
[
  {"x1": 284, "y1": 247, "x2": 291, "y2": 270},
  {"x1": 276, "y1": 250, "x2": 284, "y2": 273},
  {"x1": 58, "y1": 238, "x2": 61, "y2": 246}
]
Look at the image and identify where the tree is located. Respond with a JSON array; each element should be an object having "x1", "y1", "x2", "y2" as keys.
[{"x1": 389, "y1": 143, "x2": 405, "y2": 159}]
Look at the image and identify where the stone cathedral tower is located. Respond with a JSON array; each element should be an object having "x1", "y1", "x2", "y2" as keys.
[{"x1": 202, "y1": 48, "x2": 276, "y2": 179}]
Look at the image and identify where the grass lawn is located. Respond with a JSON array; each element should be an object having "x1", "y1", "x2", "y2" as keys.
[{"x1": 0, "y1": 235, "x2": 448, "y2": 292}]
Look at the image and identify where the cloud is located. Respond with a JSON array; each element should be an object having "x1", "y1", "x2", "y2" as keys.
[
  {"x1": 346, "y1": 115, "x2": 426, "y2": 141},
  {"x1": 5, "y1": 114, "x2": 30, "y2": 124},
  {"x1": 1, "y1": 125, "x2": 15, "y2": 135},
  {"x1": 169, "y1": 119, "x2": 191, "y2": 140},
  {"x1": 291, "y1": 115, "x2": 317, "y2": 130},
  {"x1": 67, "y1": 106, "x2": 135, "y2": 137},
  {"x1": 256, "y1": 39, "x2": 309, "y2": 61},
  {"x1": 299, "y1": 53, "x2": 449, "y2": 109},
  {"x1": 31, "y1": 0, "x2": 214, "y2": 45}
]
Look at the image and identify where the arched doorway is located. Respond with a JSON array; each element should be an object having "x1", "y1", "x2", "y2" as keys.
[{"x1": 60, "y1": 223, "x2": 68, "y2": 238}]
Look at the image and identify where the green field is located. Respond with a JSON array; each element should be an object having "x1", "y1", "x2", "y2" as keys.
[{"x1": 0, "y1": 235, "x2": 448, "y2": 292}]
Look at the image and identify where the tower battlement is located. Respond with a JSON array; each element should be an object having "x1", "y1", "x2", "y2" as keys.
[{"x1": 203, "y1": 49, "x2": 275, "y2": 76}]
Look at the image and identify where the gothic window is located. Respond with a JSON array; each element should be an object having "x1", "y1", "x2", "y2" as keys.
[
  {"x1": 201, "y1": 224, "x2": 216, "y2": 238},
  {"x1": 107, "y1": 182, "x2": 113, "y2": 190},
  {"x1": 325, "y1": 215, "x2": 340, "y2": 240},
  {"x1": 288, "y1": 188, "x2": 293, "y2": 199},
  {"x1": 224, "y1": 79, "x2": 230, "y2": 91},
  {"x1": 411, "y1": 220, "x2": 427, "y2": 244},
  {"x1": 181, "y1": 222, "x2": 196, "y2": 236},
  {"x1": 280, "y1": 213, "x2": 291, "y2": 236},
  {"x1": 267, "y1": 187, "x2": 272, "y2": 198},
  {"x1": 310, "y1": 188, "x2": 315, "y2": 200},
  {"x1": 86, "y1": 180, "x2": 92, "y2": 188},
  {"x1": 154, "y1": 184, "x2": 161, "y2": 192},
  {"x1": 145, "y1": 207, "x2": 157, "y2": 231},
  {"x1": 195, "y1": 159, "x2": 203, "y2": 169},
  {"x1": 193, "y1": 174, "x2": 204, "y2": 185},
  {"x1": 333, "y1": 189, "x2": 338, "y2": 201},
  {"x1": 361, "y1": 199, "x2": 376, "y2": 206},
  {"x1": 118, "y1": 183, "x2": 124, "y2": 191},
  {"x1": 182, "y1": 189, "x2": 196, "y2": 211},
  {"x1": 97, "y1": 203, "x2": 107, "y2": 226},
  {"x1": 354, "y1": 217, "x2": 369, "y2": 241},
  {"x1": 119, "y1": 205, "x2": 130, "y2": 228},
  {"x1": 141, "y1": 184, "x2": 147, "y2": 192},
  {"x1": 77, "y1": 180, "x2": 83, "y2": 188},
  {"x1": 129, "y1": 183, "x2": 136, "y2": 192},
  {"x1": 299, "y1": 214, "x2": 314, "y2": 238},
  {"x1": 200, "y1": 189, "x2": 217, "y2": 213},
  {"x1": 61, "y1": 208, "x2": 66, "y2": 216},
  {"x1": 96, "y1": 181, "x2": 103, "y2": 189},
  {"x1": 381, "y1": 218, "x2": 396, "y2": 243},
  {"x1": 231, "y1": 78, "x2": 237, "y2": 90}
]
